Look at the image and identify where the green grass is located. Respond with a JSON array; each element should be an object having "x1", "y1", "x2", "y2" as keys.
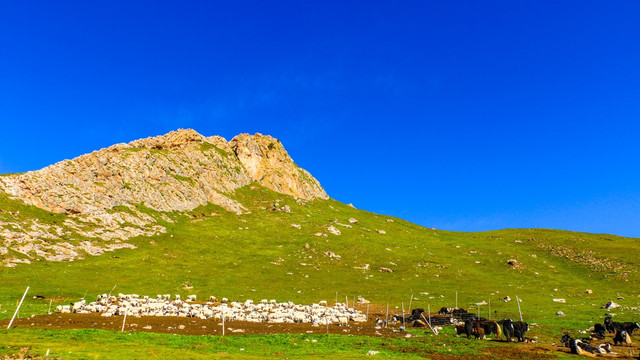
[
  {"x1": 200, "y1": 142, "x2": 229, "y2": 158},
  {"x1": 0, "y1": 192, "x2": 69, "y2": 227},
  {"x1": 170, "y1": 173, "x2": 196, "y2": 184},
  {"x1": 0, "y1": 183, "x2": 639, "y2": 357},
  {"x1": 0, "y1": 328, "x2": 504, "y2": 359}
]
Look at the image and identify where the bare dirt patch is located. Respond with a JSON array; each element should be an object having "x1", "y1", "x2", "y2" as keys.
[{"x1": 1, "y1": 313, "x2": 397, "y2": 337}]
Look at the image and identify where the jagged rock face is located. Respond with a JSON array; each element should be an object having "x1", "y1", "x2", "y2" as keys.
[
  {"x1": 0, "y1": 129, "x2": 327, "y2": 215},
  {"x1": 0, "y1": 129, "x2": 250, "y2": 215},
  {"x1": 230, "y1": 133, "x2": 328, "y2": 201},
  {"x1": 0, "y1": 129, "x2": 328, "y2": 266}
]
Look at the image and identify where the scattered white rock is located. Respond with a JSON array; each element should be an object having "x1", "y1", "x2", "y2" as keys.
[
  {"x1": 348, "y1": 218, "x2": 358, "y2": 224},
  {"x1": 357, "y1": 297, "x2": 371, "y2": 304},
  {"x1": 376, "y1": 229, "x2": 386, "y2": 234},
  {"x1": 325, "y1": 251, "x2": 341, "y2": 259},
  {"x1": 291, "y1": 224, "x2": 301, "y2": 229},
  {"x1": 556, "y1": 311, "x2": 566, "y2": 317},
  {"x1": 367, "y1": 350, "x2": 380, "y2": 355},
  {"x1": 601, "y1": 301, "x2": 621, "y2": 309},
  {"x1": 552, "y1": 299, "x2": 566, "y2": 303},
  {"x1": 327, "y1": 226, "x2": 341, "y2": 236}
]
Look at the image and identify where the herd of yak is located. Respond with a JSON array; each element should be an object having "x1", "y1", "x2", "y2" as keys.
[
  {"x1": 390, "y1": 308, "x2": 639, "y2": 357},
  {"x1": 388, "y1": 307, "x2": 530, "y2": 342},
  {"x1": 562, "y1": 316, "x2": 639, "y2": 357}
]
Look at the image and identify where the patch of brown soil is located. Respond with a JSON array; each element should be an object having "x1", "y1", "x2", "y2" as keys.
[{"x1": 0, "y1": 313, "x2": 397, "y2": 337}]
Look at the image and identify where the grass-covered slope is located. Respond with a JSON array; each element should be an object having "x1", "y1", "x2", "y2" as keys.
[{"x1": 1, "y1": 183, "x2": 638, "y2": 332}]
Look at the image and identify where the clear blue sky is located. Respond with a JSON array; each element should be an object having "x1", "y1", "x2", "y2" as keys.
[{"x1": 1, "y1": 1, "x2": 639, "y2": 237}]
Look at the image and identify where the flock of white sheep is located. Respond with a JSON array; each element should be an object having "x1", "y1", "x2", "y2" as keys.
[{"x1": 56, "y1": 293, "x2": 368, "y2": 326}]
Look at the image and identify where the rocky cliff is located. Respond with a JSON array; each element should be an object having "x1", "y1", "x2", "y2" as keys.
[{"x1": 0, "y1": 129, "x2": 328, "y2": 266}]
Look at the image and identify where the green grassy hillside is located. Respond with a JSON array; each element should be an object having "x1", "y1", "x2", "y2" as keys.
[{"x1": 1, "y1": 184, "x2": 639, "y2": 358}]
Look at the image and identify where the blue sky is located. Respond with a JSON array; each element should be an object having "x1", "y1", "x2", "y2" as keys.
[{"x1": 1, "y1": 1, "x2": 639, "y2": 237}]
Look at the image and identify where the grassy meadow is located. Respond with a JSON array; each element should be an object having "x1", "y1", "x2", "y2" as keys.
[{"x1": 1, "y1": 184, "x2": 639, "y2": 358}]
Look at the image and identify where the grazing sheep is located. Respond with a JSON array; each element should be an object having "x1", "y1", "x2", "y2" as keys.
[{"x1": 56, "y1": 293, "x2": 368, "y2": 327}]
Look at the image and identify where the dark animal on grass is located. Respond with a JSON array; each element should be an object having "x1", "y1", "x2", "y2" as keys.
[
  {"x1": 604, "y1": 316, "x2": 615, "y2": 333},
  {"x1": 452, "y1": 308, "x2": 468, "y2": 316},
  {"x1": 604, "y1": 316, "x2": 614, "y2": 334},
  {"x1": 480, "y1": 320, "x2": 502, "y2": 338},
  {"x1": 408, "y1": 308, "x2": 424, "y2": 322},
  {"x1": 613, "y1": 330, "x2": 632, "y2": 346},
  {"x1": 474, "y1": 320, "x2": 502, "y2": 337},
  {"x1": 464, "y1": 320, "x2": 500, "y2": 339},
  {"x1": 567, "y1": 339, "x2": 599, "y2": 357},
  {"x1": 605, "y1": 316, "x2": 640, "y2": 335},
  {"x1": 513, "y1": 321, "x2": 529, "y2": 342},
  {"x1": 500, "y1": 319, "x2": 515, "y2": 342},
  {"x1": 593, "y1": 323, "x2": 606, "y2": 340},
  {"x1": 473, "y1": 327, "x2": 486, "y2": 339},
  {"x1": 621, "y1": 322, "x2": 640, "y2": 334},
  {"x1": 390, "y1": 309, "x2": 424, "y2": 324},
  {"x1": 438, "y1": 307, "x2": 453, "y2": 315},
  {"x1": 499, "y1": 319, "x2": 528, "y2": 342},
  {"x1": 463, "y1": 320, "x2": 486, "y2": 339},
  {"x1": 562, "y1": 334, "x2": 615, "y2": 356},
  {"x1": 464, "y1": 320, "x2": 475, "y2": 339},
  {"x1": 456, "y1": 324, "x2": 466, "y2": 337}
]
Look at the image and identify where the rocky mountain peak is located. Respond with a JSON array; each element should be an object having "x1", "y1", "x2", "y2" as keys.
[
  {"x1": 127, "y1": 128, "x2": 206, "y2": 150},
  {"x1": 0, "y1": 129, "x2": 328, "y2": 266},
  {"x1": 230, "y1": 133, "x2": 328, "y2": 201}
]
